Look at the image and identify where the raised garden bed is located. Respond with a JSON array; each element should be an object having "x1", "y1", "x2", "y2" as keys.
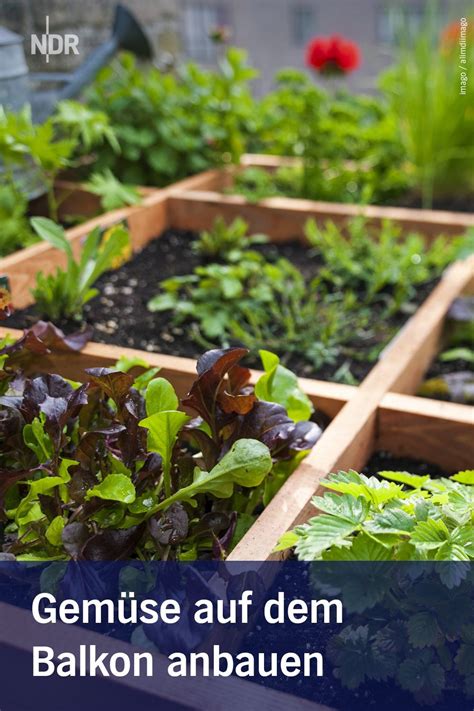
[
  {"x1": 0, "y1": 169, "x2": 222, "y2": 302},
  {"x1": 4, "y1": 188, "x2": 473, "y2": 386},
  {"x1": 1, "y1": 184, "x2": 472, "y2": 563},
  {"x1": 0, "y1": 321, "x2": 472, "y2": 564},
  {"x1": 185, "y1": 154, "x2": 474, "y2": 240},
  {"x1": 418, "y1": 295, "x2": 474, "y2": 404}
]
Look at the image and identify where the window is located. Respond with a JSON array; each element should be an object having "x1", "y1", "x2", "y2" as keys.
[
  {"x1": 291, "y1": 5, "x2": 316, "y2": 45},
  {"x1": 183, "y1": 2, "x2": 227, "y2": 61},
  {"x1": 376, "y1": 4, "x2": 426, "y2": 45}
]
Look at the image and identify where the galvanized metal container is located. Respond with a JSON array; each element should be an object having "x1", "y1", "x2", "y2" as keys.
[{"x1": 0, "y1": 26, "x2": 29, "y2": 111}]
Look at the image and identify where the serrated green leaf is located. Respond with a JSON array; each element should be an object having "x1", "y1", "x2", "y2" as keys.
[
  {"x1": 312, "y1": 492, "x2": 370, "y2": 524},
  {"x1": 407, "y1": 611, "x2": 442, "y2": 648},
  {"x1": 452, "y1": 470, "x2": 474, "y2": 485},
  {"x1": 295, "y1": 515, "x2": 359, "y2": 560},
  {"x1": 366, "y1": 506, "x2": 416, "y2": 534},
  {"x1": 411, "y1": 519, "x2": 449, "y2": 549},
  {"x1": 378, "y1": 470, "x2": 430, "y2": 489}
]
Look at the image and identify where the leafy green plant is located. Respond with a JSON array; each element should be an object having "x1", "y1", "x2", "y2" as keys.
[
  {"x1": 231, "y1": 165, "x2": 301, "y2": 203},
  {"x1": 149, "y1": 217, "x2": 470, "y2": 378},
  {"x1": 53, "y1": 100, "x2": 119, "y2": 153},
  {"x1": 84, "y1": 169, "x2": 142, "y2": 211},
  {"x1": 84, "y1": 49, "x2": 257, "y2": 186},
  {"x1": 315, "y1": 563, "x2": 474, "y2": 704},
  {"x1": 148, "y1": 243, "x2": 365, "y2": 373},
  {"x1": 246, "y1": 70, "x2": 412, "y2": 205},
  {"x1": 0, "y1": 184, "x2": 36, "y2": 257},
  {"x1": 279, "y1": 468, "x2": 474, "y2": 561},
  {"x1": 0, "y1": 102, "x2": 118, "y2": 225},
  {"x1": 291, "y1": 464, "x2": 474, "y2": 704},
  {"x1": 304, "y1": 216, "x2": 468, "y2": 313},
  {"x1": 192, "y1": 216, "x2": 267, "y2": 260},
  {"x1": 380, "y1": 10, "x2": 474, "y2": 207},
  {"x1": 0, "y1": 341, "x2": 321, "y2": 561},
  {"x1": 30, "y1": 217, "x2": 131, "y2": 322}
]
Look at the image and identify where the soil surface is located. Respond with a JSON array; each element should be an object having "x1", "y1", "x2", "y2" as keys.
[
  {"x1": 8, "y1": 228, "x2": 438, "y2": 384},
  {"x1": 425, "y1": 357, "x2": 473, "y2": 379},
  {"x1": 393, "y1": 192, "x2": 474, "y2": 213},
  {"x1": 362, "y1": 451, "x2": 448, "y2": 478}
]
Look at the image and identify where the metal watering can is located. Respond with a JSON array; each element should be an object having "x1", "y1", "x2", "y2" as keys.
[{"x1": 0, "y1": 3, "x2": 153, "y2": 197}]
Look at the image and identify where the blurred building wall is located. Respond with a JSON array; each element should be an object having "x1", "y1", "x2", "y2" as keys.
[{"x1": 0, "y1": 0, "x2": 469, "y2": 94}]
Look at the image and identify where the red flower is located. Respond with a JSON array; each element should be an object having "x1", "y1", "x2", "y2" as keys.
[
  {"x1": 306, "y1": 34, "x2": 361, "y2": 76},
  {"x1": 441, "y1": 18, "x2": 472, "y2": 54}
]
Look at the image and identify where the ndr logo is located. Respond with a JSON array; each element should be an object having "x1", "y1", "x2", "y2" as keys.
[{"x1": 31, "y1": 16, "x2": 79, "y2": 62}]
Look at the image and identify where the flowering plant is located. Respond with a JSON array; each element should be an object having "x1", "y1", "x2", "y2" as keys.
[{"x1": 306, "y1": 34, "x2": 361, "y2": 76}]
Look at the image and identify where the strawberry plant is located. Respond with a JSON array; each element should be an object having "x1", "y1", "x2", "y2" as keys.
[
  {"x1": 312, "y1": 561, "x2": 474, "y2": 704},
  {"x1": 280, "y1": 465, "x2": 474, "y2": 705},
  {"x1": 0, "y1": 334, "x2": 321, "y2": 561},
  {"x1": 278, "y1": 468, "x2": 474, "y2": 561}
]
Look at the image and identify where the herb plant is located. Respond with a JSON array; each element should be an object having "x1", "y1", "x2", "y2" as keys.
[
  {"x1": 84, "y1": 169, "x2": 142, "y2": 211},
  {"x1": 0, "y1": 339, "x2": 321, "y2": 561},
  {"x1": 304, "y1": 216, "x2": 467, "y2": 313},
  {"x1": 84, "y1": 49, "x2": 257, "y2": 186},
  {"x1": 149, "y1": 217, "x2": 470, "y2": 379},
  {"x1": 279, "y1": 468, "x2": 474, "y2": 561},
  {"x1": 148, "y1": 242, "x2": 365, "y2": 373},
  {"x1": 191, "y1": 216, "x2": 267, "y2": 260},
  {"x1": 30, "y1": 217, "x2": 131, "y2": 322},
  {"x1": 380, "y1": 13, "x2": 474, "y2": 207},
  {"x1": 0, "y1": 102, "x2": 118, "y2": 226},
  {"x1": 0, "y1": 185, "x2": 36, "y2": 257}
]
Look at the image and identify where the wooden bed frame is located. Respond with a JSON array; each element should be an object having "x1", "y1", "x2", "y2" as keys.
[{"x1": 1, "y1": 161, "x2": 473, "y2": 561}]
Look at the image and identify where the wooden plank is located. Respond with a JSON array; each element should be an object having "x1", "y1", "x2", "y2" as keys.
[
  {"x1": 240, "y1": 154, "x2": 301, "y2": 170},
  {"x1": 229, "y1": 261, "x2": 474, "y2": 560},
  {"x1": 377, "y1": 393, "x2": 474, "y2": 473},
  {"x1": 230, "y1": 392, "x2": 473, "y2": 561},
  {"x1": 169, "y1": 188, "x2": 474, "y2": 241},
  {"x1": 0, "y1": 603, "x2": 330, "y2": 711},
  {"x1": 0, "y1": 168, "x2": 226, "y2": 311},
  {"x1": 0, "y1": 326, "x2": 354, "y2": 414},
  {"x1": 379, "y1": 256, "x2": 474, "y2": 395}
]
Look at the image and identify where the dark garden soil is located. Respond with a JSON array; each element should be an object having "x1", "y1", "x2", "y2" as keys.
[
  {"x1": 425, "y1": 357, "x2": 473, "y2": 379},
  {"x1": 362, "y1": 450, "x2": 448, "y2": 477},
  {"x1": 7, "y1": 228, "x2": 438, "y2": 384},
  {"x1": 393, "y1": 191, "x2": 474, "y2": 213}
]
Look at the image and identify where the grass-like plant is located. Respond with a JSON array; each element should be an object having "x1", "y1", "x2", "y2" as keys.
[
  {"x1": 380, "y1": 9, "x2": 474, "y2": 207},
  {"x1": 31, "y1": 217, "x2": 131, "y2": 322}
]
